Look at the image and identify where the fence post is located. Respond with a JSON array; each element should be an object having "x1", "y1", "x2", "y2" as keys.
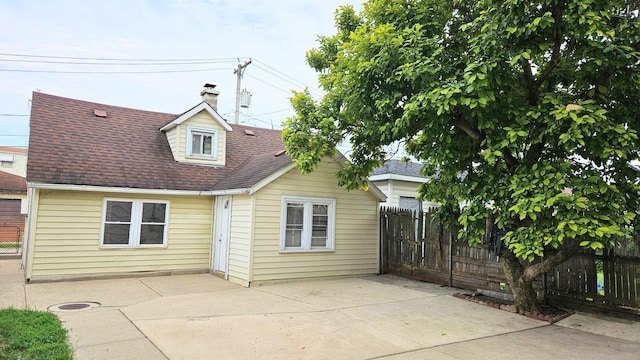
[{"x1": 448, "y1": 225, "x2": 453, "y2": 287}]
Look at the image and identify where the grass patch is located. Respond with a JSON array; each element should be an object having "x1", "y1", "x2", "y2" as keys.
[{"x1": 0, "y1": 308, "x2": 73, "y2": 360}]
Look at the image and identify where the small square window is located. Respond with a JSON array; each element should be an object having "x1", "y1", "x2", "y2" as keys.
[{"x1": 186, "y1": 126, "x2": 217, "y2": 159}]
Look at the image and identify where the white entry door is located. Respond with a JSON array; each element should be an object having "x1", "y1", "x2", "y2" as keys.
[{"x1": 213, "y1": 195, "x2": 231, "y2": 274}]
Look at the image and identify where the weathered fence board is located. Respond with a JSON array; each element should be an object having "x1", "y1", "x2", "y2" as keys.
[{"x1": 380, "y1": 206, "x2": 640, "y2": 315}]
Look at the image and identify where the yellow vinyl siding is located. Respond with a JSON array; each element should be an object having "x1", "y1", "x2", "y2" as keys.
[
  {"x1": 251, "y1": 158, "x2": 379, "y2": 283},
  {"x1": 226, "y1": 195, "x2": 253, "y2": 286},
  {"x1": 174, "y1": 110, "x2": 226, "y2": 166},
  {"x1": 29, "y1": 190, "x2": 213, "y2": 280},
  {"x1": 165, "y1": 127, "x2": 178, "y2": 161}
]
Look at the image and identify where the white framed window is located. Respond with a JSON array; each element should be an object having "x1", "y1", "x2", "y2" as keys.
[
  {"x1": 186, "y1": 126, "x2": 218, "y2": 159},
  {"x1": 101, "y1": 199, "x2": 169, "y2": 247},
  {"x1": 280, "y1": 196, "x2": 336, "y2": 252}
]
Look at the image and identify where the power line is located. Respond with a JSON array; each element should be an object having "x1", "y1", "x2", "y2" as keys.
[
  {"x1": 0, "y1": 67, "x2": 233, "y2": 74},
  {"x1": 0, "y1": 52, "x2": 249, "y2": 62},
  {"x1": 252, "y1": 62, "x2": 323, "y2": 97},
  {"x1": 0, "y1": 114, "x2": 29, "y2": 117},
  {"x1": 0, "y1": 58, "x2": 240, "y2": 66},
  {"x1": 253, "y1": 58, "x2": 322, "y2": 93},
  {"x1": 250, "y1": 108, "x2": 291, "y2": 117},
  {"x1": 0, "y1": 53, "x2": 325, "y2": 97},
  {"x1": 245, "y1": 74, "x2": 292, "y2": 95}
]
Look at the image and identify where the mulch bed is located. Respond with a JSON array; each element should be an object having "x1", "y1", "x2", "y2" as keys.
[{"x1": 453, "y1": 292, "x2": 575, "y2": 323}]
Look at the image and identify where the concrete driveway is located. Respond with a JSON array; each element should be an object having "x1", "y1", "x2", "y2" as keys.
[{"x1": 2, "y1": 259, "x2": 640, "y2": 359}]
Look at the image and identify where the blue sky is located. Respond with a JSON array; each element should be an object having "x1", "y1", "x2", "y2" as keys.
[{"x1": 0, "y1": 0, "x2": 360, "y2": 149}]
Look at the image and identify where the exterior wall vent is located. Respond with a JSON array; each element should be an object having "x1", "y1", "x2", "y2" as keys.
[{"x1": 94, "y1": 109, "x2": 107, "y2": 118}]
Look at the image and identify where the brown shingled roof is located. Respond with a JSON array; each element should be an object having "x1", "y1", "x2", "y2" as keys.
[
  {"x1": 0, "y1": 171, "x2": 26, "y2": 193},
  {"x1": 0, "y1": 147, "x2": 28, "y2": 154},
  {"x1": 27, "y1": 92, "x2": 290, "y2": 191}
]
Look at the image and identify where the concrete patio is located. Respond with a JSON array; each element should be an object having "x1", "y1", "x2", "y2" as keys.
[{"x1": 1, "y1": 258, "x2": 639, "y2": 359}]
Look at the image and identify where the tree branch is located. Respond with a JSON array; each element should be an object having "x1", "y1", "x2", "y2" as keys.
[
  {"x1": 534, "y1": 2, "x2": 564, "y2": 87},
  {"x1": 450, "y1": 116, "x2": 485, "y2": 143},
  {"x1": 523, "y1": 135, "x2": 546, "y2": 165},
  {"x1": 522, "y1": 241, "x2": 580, "y2": 282},
  {"x1": 450, "y1": 115, "x2": 519, "y2": 168},
  {"x1": 521, "y1": 58, "x2": 538, "y2": 106}
]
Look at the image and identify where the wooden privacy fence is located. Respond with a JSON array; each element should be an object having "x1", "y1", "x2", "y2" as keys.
[
  {"x1": 380, "y1": 207, "x2": 640, "y2": 314},
  {"x1": 545, "y1": 245, "x2": 640, "y2": 313},
  {"x1": 380, "y1": 207, "x2": 511, "y2": 294}
]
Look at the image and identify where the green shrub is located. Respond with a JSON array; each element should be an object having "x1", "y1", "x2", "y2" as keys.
[{"x1": 0, "y1": 308, "x2": 73, "y2": 360}]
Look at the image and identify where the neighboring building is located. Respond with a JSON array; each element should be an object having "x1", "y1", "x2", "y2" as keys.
[
  {"x1": 0, "y1": 147, "x2": 28, "y2": 250},
  {"x1": 23, "y1": 88, "x2": 385, "y2": 285},
  {"x1": 0, "y1": 146, "x2": 27, "y2": 178},
  {"x1": 370, "y1": 159, "x2": 438, "y2": 212},
  {"x1": 0, "y1": 171, "x2": 27, "y2": 248}
]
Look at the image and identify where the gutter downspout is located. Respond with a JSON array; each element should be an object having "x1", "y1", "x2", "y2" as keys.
[{"x1": 23, "y1": 187, "x2": 39, "y2": 283}]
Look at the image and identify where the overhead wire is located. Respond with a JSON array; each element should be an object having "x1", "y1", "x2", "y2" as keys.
[
  {"x1": 245, "y1": 74, "x2": 292, "y2": 95},
  {"x1": 252, "y1": 58, "x2": 323, "y2": 94},
  {"x1": 251, "y1": 60, "x2": 324, "y2": 97},
  {"x1": 250, "y1": 108, "x2": 291, "y2": 117},
  {"x1": 0, "y1": 58, "x2": 240, "y2": 66},
  {"x1": 0, "y1": 53, "x2": 325, "y2": 128},
  {"x1": 0, "y1": 67, "x2": 233, "y2": 74},
  {"x1": 0, "y1": 52, "x2": 249, "y2": 62}
]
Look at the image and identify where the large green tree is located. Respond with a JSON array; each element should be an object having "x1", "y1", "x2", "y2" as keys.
[{"x1": 283, "y1": 0, "x2": 640, "y2": 312}]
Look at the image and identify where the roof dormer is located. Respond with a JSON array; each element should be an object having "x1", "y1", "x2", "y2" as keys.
[{"x1": 160, "y1": 85, "x2": 232, "y2": 167}]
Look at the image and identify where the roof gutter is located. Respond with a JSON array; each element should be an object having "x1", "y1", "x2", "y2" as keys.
[
  {"x1": 369, "y1": 173, "x2": 430, "y2": 183},
  {"x1": 27, "y1": 182, "x2": 250, "y2": 196}
]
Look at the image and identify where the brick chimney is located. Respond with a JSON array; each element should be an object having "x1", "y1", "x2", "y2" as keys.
[{"x1": 200, "y1": 83, "x2": 219, "y2": 111}]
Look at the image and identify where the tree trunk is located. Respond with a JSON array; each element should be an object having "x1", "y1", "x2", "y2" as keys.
[
  {"x1": 499, "y1": 251, "x2": 541, "y2": 313},
  {"x1": 499, "y1": 243, "x2": 580, "y2": 314}
]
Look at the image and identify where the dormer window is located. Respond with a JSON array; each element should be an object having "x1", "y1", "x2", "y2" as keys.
[{"x1": 186, "y1": 126, "x2": 218, "y2": 159}]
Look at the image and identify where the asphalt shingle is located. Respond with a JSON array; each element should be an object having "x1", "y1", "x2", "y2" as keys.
[
  {"x1": 27, "y1": 92, "x2": 290, "y2": 191},
  {"x1": 371, "y1": 159, "x2": 425, "y2": 178},
  {"x1": 0, "y1": 171, "x2": 26, "y2": 193}
]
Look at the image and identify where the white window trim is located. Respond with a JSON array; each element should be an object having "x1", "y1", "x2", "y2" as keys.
[
  {"x1": 186, "y1": 126, "x2": 218, "y2": 159},
  {"x1": 279, "y1": 196, "x2": 336, "y2": 253},
  {"x1": 100, "y1": 198, "x2": 170, "y2": 248}
]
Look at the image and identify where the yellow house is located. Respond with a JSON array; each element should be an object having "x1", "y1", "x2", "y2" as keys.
[{"x1": 24, "y1": 88, "x2": 385, "y2": 286}]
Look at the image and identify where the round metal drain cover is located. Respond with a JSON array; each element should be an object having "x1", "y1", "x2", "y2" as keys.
[
  {"x1": 48, "y1": 302, "x2": 100, "y2": 312},
  {"x1": 59, "y1": 303, "x2": 90, "y2": 310}
]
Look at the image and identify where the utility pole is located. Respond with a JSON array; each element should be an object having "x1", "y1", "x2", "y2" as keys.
[{"x1": 234, "y1": 59, "x2": 252, "y2": 124}]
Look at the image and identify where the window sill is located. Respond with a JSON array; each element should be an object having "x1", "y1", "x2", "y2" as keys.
[
  {"x1": 186, "y1": 154, "x2": 217, "y2": 160},
  {"x1": 279, "y1": 249, "x2": 335, "y2": 254},
  {"x1": 100, "y1": 245, "x2": 167, "y2": 249}
]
